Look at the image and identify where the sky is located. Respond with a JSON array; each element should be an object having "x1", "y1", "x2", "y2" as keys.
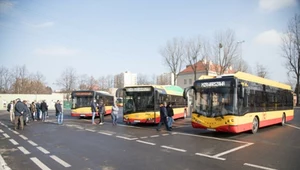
[{"x1": 0, "y1": 0, "x2": 299, "y2": 90}]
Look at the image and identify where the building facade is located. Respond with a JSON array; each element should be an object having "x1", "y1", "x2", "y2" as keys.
[
  {"x1": 177, "y1": 60, "x2": 235, "y2": 88},
  {"x1": 114, "y1": 71, "x2": 137, "y2": 88},
  {"x1": 156, "y1": 73, "x2": 174, "y2": 85}
]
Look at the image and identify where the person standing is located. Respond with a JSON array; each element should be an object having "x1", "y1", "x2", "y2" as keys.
[
  {"x1": 30, "y1": 102, "x2": 37, "y2": 121},
  {"x1": 166, "y1": 102, "x2": 174, "y2": 129},
  {"x1": 98, "y1": 100, "x2": 105, "y2": 125},
  {"x1": 111, "y1": 102, "x2": 119, "y2": 126},
  {"x1": 55, "y1": 100, "x2": 63, "y2": 125},
  {"x1": 40, "y1": 100, "x2": 48, "y2": 122},
  {"x1": 91, "y1": 99, "x2": 97, "y2": 125},
  {"x1": 14, "y1": 98, "x2": 25, "y2": 130},
  {"x1": 156, "y1": 102, "x2": 171, "y2": 131},
  {"x1": 35, "y1": 101, "x2": 41, "y2": 120},
  {"x1": 7, "y1": 101, "x2": 15, "y2": 123}
]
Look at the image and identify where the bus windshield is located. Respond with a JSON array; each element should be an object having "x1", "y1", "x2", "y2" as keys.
[
  {"x1": 72, "y1": 96, "x2": 94, "y2": 108},
  {"x1": 194, "y1": 84, "x2": 235, "y2": 117},
  {"x1": 124, "y1": 91, "x2": 154, "y2": 114}
]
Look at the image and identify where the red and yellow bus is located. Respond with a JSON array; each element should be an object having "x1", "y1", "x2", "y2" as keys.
[
  {"x1": 71, "y1": 90, "x2": 114, "y2": 117},
  {"x1": 120, "y1": 85, "x2": 187, "y2": 124},
  {"x1": 183, "y1": 72, "x2": 294, "y2": 133}
]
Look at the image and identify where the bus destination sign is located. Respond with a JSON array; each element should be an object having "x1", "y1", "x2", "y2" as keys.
[
  {"x1": 200, "y1": 81, "x2": 226, "y2": 87},
  {"x1": 74, "y1": 92, "x2": 93, "y2": 96},
  {"x1": 126, "y1": 87, "x2": 152, "y2": 92}
]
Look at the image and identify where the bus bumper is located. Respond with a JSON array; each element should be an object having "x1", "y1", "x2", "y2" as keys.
[
  {"x1": 123, "y1": 117, "x2": 158, "y2": 123},
  {"x1": 191, "y1": 122, "x2": 242, "y2": 133}
]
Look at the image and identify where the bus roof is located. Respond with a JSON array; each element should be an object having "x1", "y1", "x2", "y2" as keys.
[
  {"x1": 124, "y1": 85, "x2": 184, "y2": 96},
  {"x1": 225, "y1": 72, "x2": 292, "y2": 91}
]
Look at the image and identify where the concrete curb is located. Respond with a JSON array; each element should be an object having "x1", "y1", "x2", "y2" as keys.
[{"x1": 0, "y1": 154, "x2": 11, "y2": 170}]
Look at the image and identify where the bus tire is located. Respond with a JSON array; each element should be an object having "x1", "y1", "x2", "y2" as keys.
[
  {"x1": 251, "y1": 116, "x2": 259, "y2": 134},
  {"x1": 281, "y1": 113, "x2": 286, "y2": 126}
]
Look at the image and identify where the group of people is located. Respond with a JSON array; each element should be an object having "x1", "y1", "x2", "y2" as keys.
[
  {"x1": 91, "y1": 99, "x2": 119, "y2": 126},
  {"x1": 157, "y1": 102, "x2": 174, "y2": 131},
  {"x1": 7, "y1": 99, "x2": 64, "y2": 130}
]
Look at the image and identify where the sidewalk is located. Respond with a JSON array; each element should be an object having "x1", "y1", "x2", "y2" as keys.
[{"x1": 0, "y1": 154, "x2": 11, "y2": 170}]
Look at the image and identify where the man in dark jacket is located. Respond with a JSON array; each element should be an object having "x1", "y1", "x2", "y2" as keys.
[
  {"x1": 14, "y1": 98, "x2": 26, "y2": 130},
  {"x1": 55, "y1": 100, "x2": 63, "y2": 125},
  {"x1": 40, "y1": 100, "x2": 48, "y2": 122},
  {"x1": 156, "y1": 102, "x2": 171, "y2": 131}
]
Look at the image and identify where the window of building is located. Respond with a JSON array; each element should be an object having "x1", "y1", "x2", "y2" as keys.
[{"x1": 184, "y1": 79, "x2": 187, "y2": 85}]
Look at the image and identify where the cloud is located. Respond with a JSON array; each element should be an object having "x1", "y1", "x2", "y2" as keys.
[
  {"x1": 259, "y1": 0, "x2": 297, "y2": 12},
  {"x1": 253, "y1": 29, "x2": 283, "y2": 46},
  {"x1": 34, "y1": 46, "x2": 79, "y2": 57},
  {"x1": 0, "y1": 0, "x2": 14, "y2": 13},
  {"x1": 25, "y1": 22, "x2": 55, "y2": 28}
]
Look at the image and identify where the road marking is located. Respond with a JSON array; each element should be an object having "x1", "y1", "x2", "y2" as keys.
[
  {"x1": 3, "y1": 133, "x2": 10, "y2": 138},
  {"x1": 18, "y1": 146, "x2": 30, "y2": 155},
  {"x1": 19, "y1": 135, "x2": 28, "y2": 140},
  {"x1": 286, "y1": 124, "x2": 300, "y2": 130},
  {"x1": 162, "y1": 134, "x2": 169, "y2": 136},
  {"x1": 107, "y1": 123, "x2": 145, "y2": 129},
  {"x1": 116, "y1": 136, "x2": 134, "y2": 140},
  {"x1": 50, "y1": 155, "x2": 71, "y2": 168},
  {"x1": 86, "y1": 129, "x2": 96, "y2": 132},
  {"x1": 150, "y1": 135, "x2": 159, "y2": 138},
  {"x1": 140, "y1": 136, "x2": 148, "y2": 139},
  {"x1": 195, "y1": 153, "x2": 226, "y2": 161},
  {"x1": 28, "y1": 140, "x2": 38, "y2": 146},
  {"x1": 9, "y1": 139, "x2": 19, "y2": 145},
  {"x1": 7, "y1": 128, "x2": 11, "y2": 131},
  {"x1": 30, "y1": 157, "x2": 51, "y2": 170},
  {"x1": 136, "y1": 140, "x2": 156, "y2": 146},
  {"x1": 213, "y1": 143, "x2": 253, "y2": 157},
  {"x1": 12, "y1": 130, "x2": 19, "y2": 135},
  {"x1": 244, "y1": 163, "x2": 277, "y2": 170},
  {"x1": 37, "y1": 146, "x2": 50, "y2": 154},
  {"x1": 161, "y1": 145, "x2": 186, "y2": 152},
  {"x1": 0, "y1": 129, "x2": 3, "y2": 133},
  {"x1": 176, "y1": 132, "x2": 250, "y2": 144},
  {"x1": 2, "y1": 124, "x2": 7, "y2": 128},
  {"x1": 0, "y1": 153, "x2": 11, "y2": 170},
  {"x1": 98, "y1": 131, "x2": 113, "y2": 136}
]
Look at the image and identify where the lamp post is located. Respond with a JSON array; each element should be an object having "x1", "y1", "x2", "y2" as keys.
[{"x1": 237, "y1": 40, "x2": 245, "y2": 58}]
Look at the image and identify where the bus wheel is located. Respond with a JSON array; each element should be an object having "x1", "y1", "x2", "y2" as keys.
[
  {"x1": 251, "y1": 117, "x2": 259, "y2": 134},
  {"x1": 281, "y1": 113, "x2": 286, "y2": 126}
]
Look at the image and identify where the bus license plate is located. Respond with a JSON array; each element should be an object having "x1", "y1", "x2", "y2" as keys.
[
  {"x1": 80, "y1": 115, "x2": 85, "y2": 117},
  {"x1": 134, "y1": 120, "x2": 140, "y2": 122},
  {"x1": 207, "y1": 128, "x2": 216, "y2": 131}
]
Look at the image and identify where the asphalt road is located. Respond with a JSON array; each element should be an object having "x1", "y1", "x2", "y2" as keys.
[{"x1": 0, "y1": 108, "x2": 299, "y2": 170}]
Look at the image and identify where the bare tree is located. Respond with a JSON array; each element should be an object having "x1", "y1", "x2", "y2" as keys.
[
  {"x1": 56, "y1": 67, "x2": 77, "y2": 99},
  {"x1": 281, "y1": 14, "x2": 300, "y2": 105},
  {"x1": 185, "y1": 36, "x2": 202, "y2": 82},
  {"x1": 78, "y1": 74, "x2": 88, "y2": 90},
  {"x1": 255, "y1": 63, "x2": 269, "y2": 78},
  {"x1": 212, "y1": 29, "x2": 240, "y2": 75},
  {"x1": 137, "y1": 74, "x2": 151, "y2": 85},
  {"x1": 160, "y1": 37, "x2": 185, "y2": 85},
  {"x1": 0, "y1": 66, "x2": 12, "y2": 93},
  {"x1": 87, "y1": 76, "x2": 98, "y2": 90},
  {"x1": 10, "y1": 65, "x2": 28, "y2": 94},
  {"x1": 233, "y1": 57, "x2": 250, "y2": 73},
  {"x1": 114, "y1": 74, "x2": 124, "y2": 88}
]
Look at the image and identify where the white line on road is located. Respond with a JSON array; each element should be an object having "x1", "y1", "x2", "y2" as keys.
[
  {"x1": 0, "y1": 153, "x2": 11, "y2": 170},
  {"x1": 3, "y1": 133, "x2": 10, "y2": 138},
  {"x1": 0, "y1": 129, "x2": 3, "y2": 133},
  {"x1": 50, "y1": 155, "x2": 71, "y2": 168},
  {"x1": 161, "y1": 145, "x2": 186, "y2": 152},
  {"x1": 244, "y1": 163, "x2": 277, "y2": 170},
  {"x1": 12, "y1": 130, "x2": 19, "y2": 135},
  {"x1": 136, "y1": 140, "x2": 156, "y2": 146},
  {"x1": 30, "y1": 157, "x2": 51, "y2": 170},
  {"x1": 18, "y1": 146, "x2": 30, "y2": 155},
  {"x1": 7, "y1": 128, "x2": 11, "y2": 131},
  {"x1": 86, "y1": 129, "x2": 96, "y2": 132},
  {"x1": 9, "y1": 139, "x2": 19, "y2": 145},
  {"x1": 150, "y1": 135, "x2": 159, "y2": 138},
  {"x1": 19, "y1": 135, "x2": 28, "y2": 140},
  {"x1": 162, "y1": 134, "x2": 169, "y2": 136},
  {"x1": 116, "y1": 136, "x2": 134, "y2": 140},
  {"x1": 140, "y1": 136, "x2": 148, "y2": 139},
  {"x1": 28, "y1": 140, "x2": 38, "y2": 146},
  {"x1": 37, "y1": 146, "x2": 50, "y2": 154},
  {"x1": 213, "y1": 143, "x2": 253, "y2": 157},
  {"x1": 176, "y1": 132, "x2": 250, "y2": 144},
  {"x1": 98, "y1": 131, "x2": 113, "y2": 136},
  {"x1": 195, "y1": 153, "x2": 226, "y2": 161},
  {"x1": 286, "y1": 124, "x2": 300, "y2": 130}
]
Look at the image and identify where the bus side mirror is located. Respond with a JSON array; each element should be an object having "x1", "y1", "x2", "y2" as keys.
[{"x1": 183, "y1": 86, "x2": 194, "y2": 100}]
